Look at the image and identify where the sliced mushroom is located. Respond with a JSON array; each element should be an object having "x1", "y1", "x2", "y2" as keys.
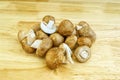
[
  {"x1": 58, "y1": 20, "x2": 74, "y2": 36},
  {"x1": 36, "y1": 30, "x2": 48, "y2": 39},
  {"x1": 74, "y1": 46, "x2": 91, "y2": 63},
  {"x1": 46, "y1": 47, "x2": 66, "y2": 69},
  {"x1": 59, "y1": 43, "x2": 74, "y2": 64},
  {"x1": 65, "y1": 35, "x2": 77, "y2": 49},
  {"x1": 36, "y1": 38, "x2": 53, "y2": 57},
  {"x1": 76, "y1": 21, "x2": 96, "y2": 43},
  {"x1": 77, "y1": 37, "x2": 92, "y2": 47},
  {"x1": 40, "y1": 15, "x2": 56, "y2": 34},
  {"x1": 50, "y1": 33, "x2": 64, "y2": 47}
]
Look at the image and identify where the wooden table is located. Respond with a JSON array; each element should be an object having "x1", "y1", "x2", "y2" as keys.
[{"x1": 0, "y1": 1, "x2": 120, "y2": 80}]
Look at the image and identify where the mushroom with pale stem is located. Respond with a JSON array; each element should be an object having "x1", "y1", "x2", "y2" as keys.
[
  {"x1": 65, "y1": 35, "x2": 77, "y2": 49},
  {"x1": 45, "y1": 47, "x2": 66, "y2": 69},
  {"x1": 74, "y1": 46, "x2": 91, "y2": 63},
  {"x1": 59, "y1": 43, "x2": 74, "y2": 64},
  {"x1": 77, "y1": 37, "x2": 92, "y2": 47},
  {"x1": 18, "y1": 29, "x2": 36, "y2": 53},
  {"x1": 36, "y1": 38, "x2": 53, "y2": 57},
  {"x1": 50, "y1": 33, "x2": 64, "y2": 47},
  {"x1": 76, "y1": 21, "x2": 96, "y2": 43},
  {"x1": 40, "y1": 15, "x2": 57, "y2": 34},
  {"x1": 36, "y1": 30, "x2": 48, "y2": 39},
  {"x1": 58, "y1": 20, "x2": 74, "y2": 36}
]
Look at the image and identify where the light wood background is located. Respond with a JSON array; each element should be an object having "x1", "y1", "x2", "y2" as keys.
[{"x1": 0, "y1": 0, "x2": 120, "y2": 80}]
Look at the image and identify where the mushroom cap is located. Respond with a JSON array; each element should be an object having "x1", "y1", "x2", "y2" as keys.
[
  {"x1": 77, "y1": 37, "x2": 92, "y2": 47},
  {"x1": 21, "y1": 38, "x2": 35, "y2": 53},
  {"x1": 46, "y1": 47, "x2": 65, "y2": 69},
  {"x1": 74, "y1": 46, "x2": 91, "y2": 63},
  {"x1": 42, "y1": 15, "x2": 55, "y2": 24},
  {"x1": 58, "y1": 20, "x2": 74, "y2": 36},
  {"x1": 36, "y1": 38, "x2": 53, "y2": 57},
  {"x1": 50, "y1": 33, "x2": 64, "y2": 47},
  {"x1": 36, "y1": 30, "x2": 48, "y2": 39},
  {"x1": 77, "y1": 21, "x2": 96, "y2": 43},
  {"x1": 65, "y1": 35, "x2": 77, "y2": 49}
]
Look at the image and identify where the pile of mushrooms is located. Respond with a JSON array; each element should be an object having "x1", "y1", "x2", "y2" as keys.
[{"x1": 18, "y1": 15, "x2": 96, "y2": 69}]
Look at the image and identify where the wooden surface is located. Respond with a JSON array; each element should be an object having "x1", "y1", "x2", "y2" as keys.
[{"x1": 0, "y1": 1, "x2": 120, "y2": 80}]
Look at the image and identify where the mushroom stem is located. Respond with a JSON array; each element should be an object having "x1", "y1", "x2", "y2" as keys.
[
  {"x1": 47, "y1": 20, "x2": 54, "y2": 29},
  {"x1": 31, "y1": 40, "x2": 42, "y2": 49},
  {"x1": 26, "y1": 29, "x2": 36, "y2": 46},
  {"x1": 59, "y1": 43, "x2": 74, "y2": 64}
]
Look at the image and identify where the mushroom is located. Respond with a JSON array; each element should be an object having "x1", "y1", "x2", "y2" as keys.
[
  {"x1": 36, "y1": 30, "x2": 48, "y2": 39},
  {"x1": 45, "y1": 47, "x2": 66, "y2": 69},
  {"x1": 65, "y1": 35, "x2": 77, "y2": 49},
  {"x1": 58, "y1": 20, "x2": 74, "y2": 36},
  {"x1": 76, "y1": 21, "x2": 96, "y2": 43},
  {"x1": 59, "y1": 43, "x2": 74, "y2": 64},
  {"x1": 74, "y1": 46, "x2": 91, "y2": 63},
  {"x1": 18, "y1": 29, "x2": 36, "y2": 53},
  {"x1": 77, "y1": 37, "x2": 92, "y2": 47},
  {"x1": 50, "y1": 33, "x2": 64, "y2": 47},
  {"x1": 36, "y1": 38, "x2": 53, "y2": 57},
  {"x1": 40, "y1": 15, "x2": 57, "y2": 34},
  {"x1": 21, "y1": 38, "x2": 35, "y2": 53}
]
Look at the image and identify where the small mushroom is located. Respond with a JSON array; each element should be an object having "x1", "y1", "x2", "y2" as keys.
[
  {"x1": 59, "y1": 43, "x2": 74, "y2": 64},
  {"x1": 77, "y1": 37, "x2": 92, "y2": 47},
  {"x1": 76, "y1": 21, "x2": 96, "y2": 43},
  {"x1": 74, "y1": 46, "x2": 91, "y2": 63},
  {"x1": 21, "y1": 38, "x2": 35, "y2": 53},
  {"x1": 36, "y1": 38, "x2": 53, "y2": 57},
  {"x1": 36, "y1": 30, "x2": 48, "y2": 39},
  {"x1": 65, "y1": 35, "x2": 77, "y2": 49},
  {"x1": 45, "y1": 47, "x2": 66, "y2": 69},
  {"x1": 50, "y1": 33, "x2": 64, "y2": 47},
  {"x1": 58, "y1": 20, "x2": 74, "y2": 36},
  {"x1": 40, "y1": 15, "x2": 57, "y2": 34}
]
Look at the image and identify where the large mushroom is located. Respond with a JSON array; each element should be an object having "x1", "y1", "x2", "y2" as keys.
[
  {"x1": 50, "y1": 33, "x2": 64, "y2": 47},
  {"x1": 45, "y1": 47, "x2": 66, "y2": 69},
  {"x1": 58, "y1": 20, "x2": 74, "y2": 36},
  {"x1": 76, "y1": 21, "x2": 96, "y2": 43},
  {"x1": 40, "y1": 15, "x2": 57, "y2": 34}
]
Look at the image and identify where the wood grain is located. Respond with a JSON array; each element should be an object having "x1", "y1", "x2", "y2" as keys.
[{"x1": 0, "y1": 1, "x2": 120, "y2": 80}]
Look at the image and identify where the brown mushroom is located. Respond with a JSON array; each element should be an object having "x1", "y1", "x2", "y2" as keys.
[
  {"x1": 50, "y1": 33, "x2": 64, "y2": 47},
  {"x1": 74, "y1": 46, "x2": 91, "y2": 63},
  {"x1": 36, "y1": 30, "x2": 48, "y2": 39},
  {"x1": 77, "y1": 37, "x2": 92, "y2": 47},
  {"x1": 46, "y1": 47, "x2": 66, "y2": 69},
  {"x1": 76, "y1": 21, "x2": 96, "y2": 43},
  {"x1": 36, "y1": 38, "x2": 53, "y2": 57},
  {"x1": 58, "y1": 20, "x2": 74, "y2": 36},
  {"x1": 21, "y1": 38, "x2": 35, "y2": 53},
  {"x1": 65, "y1": 35, "x2": 77, "y2": 49}
]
